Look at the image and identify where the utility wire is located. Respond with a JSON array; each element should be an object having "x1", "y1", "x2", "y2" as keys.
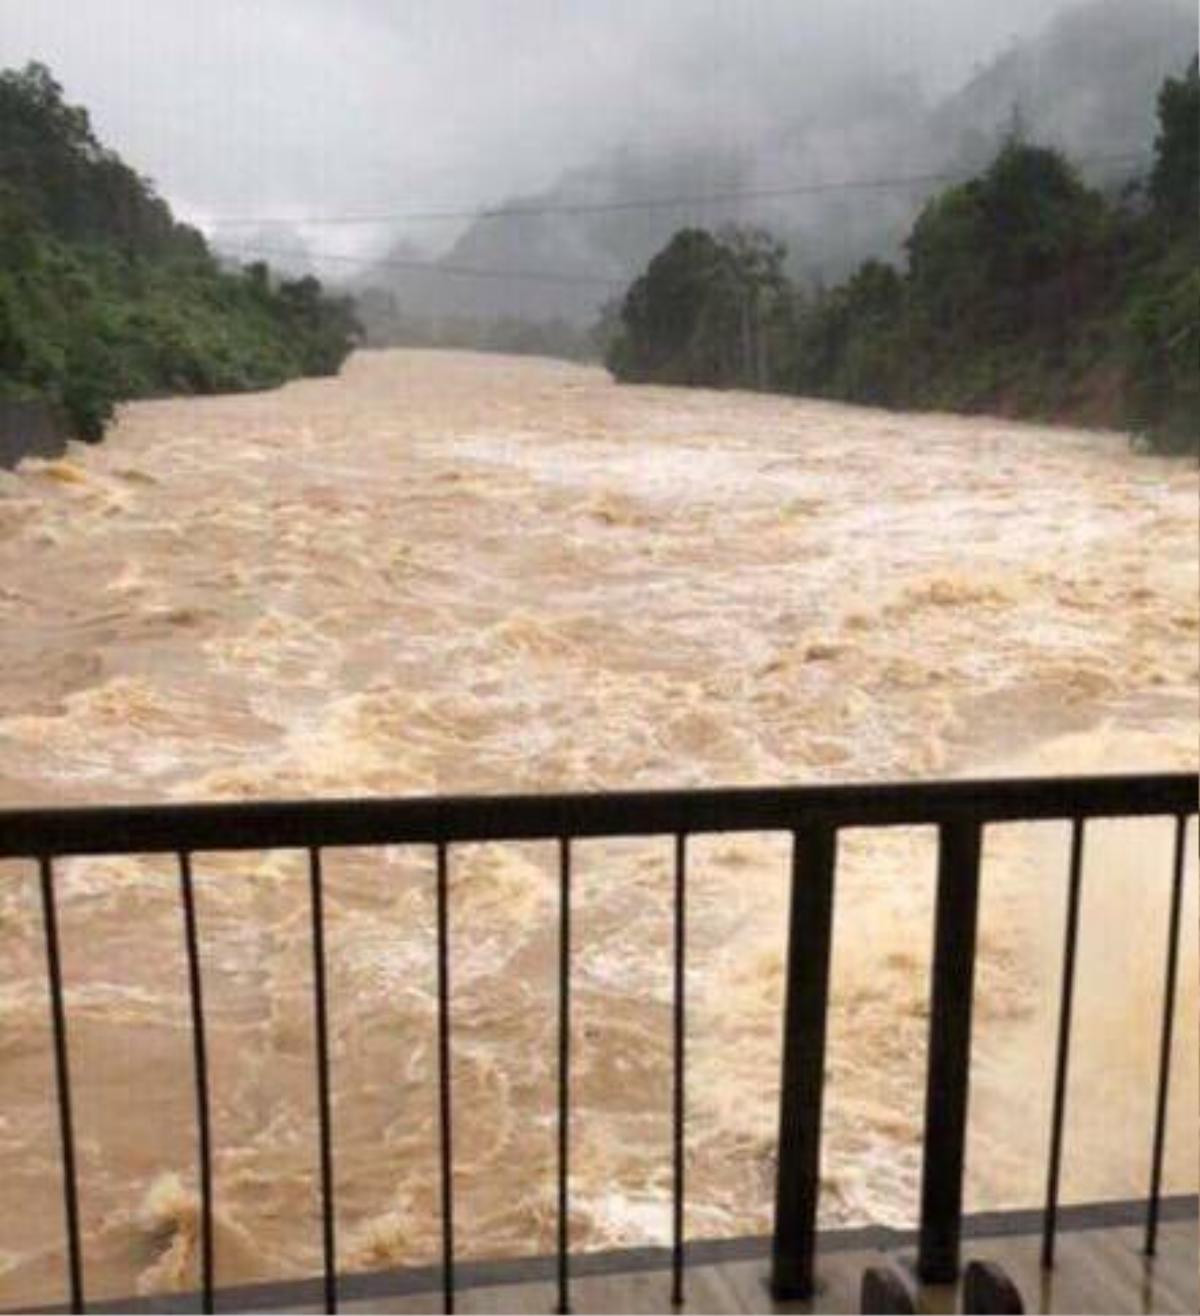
[
  {"x1": 215, "y1": 146, "x2": 1150, "y2": 287},
  {"x1": 217, "y1": 242, "x2": 626, "y2": 287},
  {"x1": 199, "y1": 150, "x2": 1147, "y2": 229}
]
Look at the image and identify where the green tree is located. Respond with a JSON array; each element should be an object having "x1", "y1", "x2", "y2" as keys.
[
  {"x1": 795, "y1": 259, "x2": 908, "y2": 404},
  {"x1": 906, "y1": 141, "x2": 1105, "y2": 344},
  {"x1": 1148, "y1": 58, "x2": 1199, "y2": 231},
  {"x1": 607, "y1": 226, "x2": 790, "y2": 388},
  {"x1": 608, "y1": 75, "x2": 1197, "y2": 455},
  {"x1": 0, "y1": 61, "x2": 362, "y2": 443},
  {"x1": 608, "y1": 228, "x2": 729, "y2": 383},
  {"x1": 1125, "y1": 252, "x2": 1200, "y2": 452},
  {"x1": 1124, "y1": 59, "x2": 1200, "y2": 453}
]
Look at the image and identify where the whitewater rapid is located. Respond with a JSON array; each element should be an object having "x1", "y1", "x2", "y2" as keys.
[{"x1": 0, "y1": 350, "x2": 1195, "y2": 1303}]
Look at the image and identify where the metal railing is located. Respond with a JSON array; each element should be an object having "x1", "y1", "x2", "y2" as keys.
[{"x1": 0, "y1": 771, "x2": 1195, "y2": 1314}]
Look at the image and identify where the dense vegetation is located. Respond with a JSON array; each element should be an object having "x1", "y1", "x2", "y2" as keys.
[
  {"x1": 0, "y1": 63, "x2": 361, "y2": 441},
  {"x1": 606, "y1": 63, "x2": 1199, "y2": 454}
]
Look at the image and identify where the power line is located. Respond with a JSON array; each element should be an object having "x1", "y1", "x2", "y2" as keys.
[
  {"x1": 198, "y1": 151, "x2": 1147, "y2": 229},
  {"x1": 215, "y1": 145, "x2": 1151, "y2": 289},
  {"x1": 217, "y1": 242, "x2": 626, "y2": 287},
  {"x1": 205, "y1": 171, "x2": 960, "y2": 227}
]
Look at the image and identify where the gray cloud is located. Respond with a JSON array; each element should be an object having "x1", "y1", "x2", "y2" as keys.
[{"x1": 3, "y1": 0, "x2": 1082, "y2": 257}]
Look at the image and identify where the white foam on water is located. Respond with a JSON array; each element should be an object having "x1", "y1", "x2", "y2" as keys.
[{"x1": 0, "y1": 349, "x2": 1195, "y2": 1300}]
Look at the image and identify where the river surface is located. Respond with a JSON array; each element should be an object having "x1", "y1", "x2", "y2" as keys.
[{"x1": 0, "y1": 350, "x2": 1196, "y2": 1303}]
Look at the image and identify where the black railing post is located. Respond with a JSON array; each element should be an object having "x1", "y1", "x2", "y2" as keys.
[
  {"x1": 918, "y1": 820, "x2": 983, "y2": 1283},
  {"x1": 434, "y1": 842, "x2": 456, "y2": 1316},
  {"x1": 38, "y1": 856, "x2": 84, "y2": 1314},
  {"x1": 308, "y1": 848, "x2": 338, "y2": 1314},
  {"x1": 556, "y1": 837, "x2": 571, "y2": 1316},
  {"x1": 1041, "y1": 817, "x2": 1085, "y2": 1268},
  {"x1": 770, "y1": 823, "x2": 837, "y2": 1301},
  {"x1": 178, "y1": 851, "x2": 215, "y2": 1313},
  {"x1": 1145, "y1": 813, "x2": 1188, "y2": 1256},
  {"x1": 671, "y1": 832, "x2": 687, "y2": 1307}
]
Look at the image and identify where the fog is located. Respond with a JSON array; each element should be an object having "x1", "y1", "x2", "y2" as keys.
[
  {"x1": 2, "y1": 1, "x2": 1195, "y2": 319},
  {"x1": 2, "y1": 2, "x2": 1090, "y2": 237}
]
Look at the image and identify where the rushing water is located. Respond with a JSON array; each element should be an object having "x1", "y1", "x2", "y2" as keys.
[{"x1": 0, "y1": 350, "x2": 1196, "y2": 1303}]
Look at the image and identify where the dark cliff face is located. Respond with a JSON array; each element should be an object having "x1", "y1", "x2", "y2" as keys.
[{"x1": 0, "y1": 400, "x2": 69, "y2": 470}]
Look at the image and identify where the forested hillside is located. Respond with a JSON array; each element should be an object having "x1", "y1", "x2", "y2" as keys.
[
  {"x1": 0, "y1": 63, "x2": 361, "y2": 442},
  {"x1": 606, "y1": 62, "x2": 1199, "y2": 453},
  {"x1": 356, "y1": 0, "x2": 1192, "y2": 334}
]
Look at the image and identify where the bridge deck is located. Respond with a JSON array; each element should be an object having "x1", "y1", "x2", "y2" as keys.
[
  {"x1": 23, "y1": 1206, "x2": 1197, "y2": 1314},
  {"x1": 344, "y1": 1216, "x2": 1198, "y2": 1314}
]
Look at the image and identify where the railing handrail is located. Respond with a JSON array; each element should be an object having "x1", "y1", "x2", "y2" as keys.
[
  {"x1": 2, "y1": 770, "x2": 1195, "y2": 1315},
  {"x1": 0, "y1": 771, "x2": 1194, "y2": 857},
  {"x1": 13, "y1": 1196, "x2": 1200, "y2": 1316}
]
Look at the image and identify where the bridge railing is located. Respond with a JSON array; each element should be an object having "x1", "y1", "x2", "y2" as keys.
[{"x1": 1, "y1": 772, "x2": 1195, "y2": 1314}]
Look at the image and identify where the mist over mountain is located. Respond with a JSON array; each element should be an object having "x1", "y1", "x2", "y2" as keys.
[
  {"x1": 214, "y1": 224, "x2": 315, "y2": 279},
  {"x1": 928, "y1": 0, "x2": 1194, "y2": 175},
  {"x1": 356, "y1": 0, "x2": 1196, "y2": 331}
]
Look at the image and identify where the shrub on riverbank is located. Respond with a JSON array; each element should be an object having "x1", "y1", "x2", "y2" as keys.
[
  {"x1": 0, "y1": 63, "x2": 361, "y2": 442},
  {"x1": 606, "y1": 62, "x2": 1199, "y2": 455}
]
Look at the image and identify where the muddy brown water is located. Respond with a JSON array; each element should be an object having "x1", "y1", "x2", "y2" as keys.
[{"x1": 0, "y1": 350, "x2": 1195, "y2": 1303}]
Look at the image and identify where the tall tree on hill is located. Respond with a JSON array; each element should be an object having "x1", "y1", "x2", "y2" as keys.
[
  {"x1": 0, "y1": 61, "x2": 361, "y2": 442},
  {"x1": 1124, "y1": 59, "x2": 1199, "y2": 451},
  {"x1": 607, "y1": 226, "x2": 790, "y2": 388},
  {"x1": 905, "y1": 140, "x2": 1106, "y2": 347},
  {"x1": 1148, "y1": 57, "x2": 1199, "y2": 232}
]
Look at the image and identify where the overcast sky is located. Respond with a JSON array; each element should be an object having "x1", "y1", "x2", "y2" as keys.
[{"x1": 3, "y1": 0, "x2": 1081, "y2": 251}]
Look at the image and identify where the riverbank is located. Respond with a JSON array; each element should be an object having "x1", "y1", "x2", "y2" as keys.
[
  {"x1": 605, "y1": 63, "x2": 1200, "y2": 456},
  {"x1": 0, "y1": 398, "x2": 68, "y2": 469},
  {"x1": 0, "y1": 62, "x2": 361, "y2": 445}
]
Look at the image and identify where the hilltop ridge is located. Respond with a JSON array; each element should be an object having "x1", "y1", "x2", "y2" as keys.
[{"x1": 0, "y1": 63, "x2": 361, "y2": 443}]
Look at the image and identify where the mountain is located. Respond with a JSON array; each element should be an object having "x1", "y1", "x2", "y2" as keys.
[
  {"x1": 928, "y1": 0, "x2": 1195, "y2": 181},
  {"x1": 355, "y1": 0, "x2": 1196, "y2": 330}
]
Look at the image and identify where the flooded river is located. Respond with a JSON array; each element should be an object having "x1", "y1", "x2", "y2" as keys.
[{"x1": 0, "y1": 350, "x2": 1196, "y2": 1303}]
